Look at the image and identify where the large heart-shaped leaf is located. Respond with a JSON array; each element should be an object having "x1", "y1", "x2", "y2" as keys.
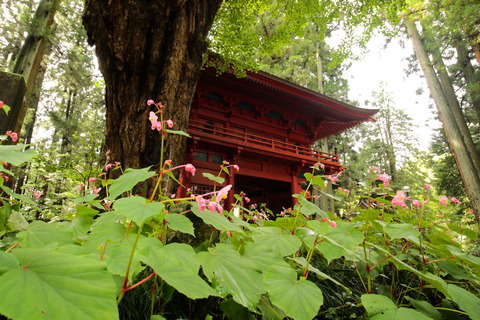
[
  {"x1": 191, "y1": 203, "x2": 243, "y2": 233},
  {"x1": 107, "y1": 167, "x2": 156, "y2": 200},
  {"x1": 384, "y1": 223, "x2": 421, "y2": 245},
  {"x1": 0, "y1": 249, "x2": 118, "y2": 320},
  {"x1": 362, "y1": 294, "x2": 433, "y2": 320},
  {"x1": 165, "y1": 213, "x2": 195, "y2": 236},
  {"x1": 251, "y1": 227, "x2": 302, "y2": 256},
  {"x1": 198, "y1": 243, "x2": 263, "y2": 310},
  {"x1": 139, "y1": 242, "x2": 217, "y2": 300},
  {"x1": 264, "y1": 265, "x2": 323, "y2": 320},
  {"x1": 112, "y1": 196, "x2": 164, "y2": 225},
  {"x1": 17, "y1": 221, "x2": 75, "y2": 249},
  {"x1": 0, "y1": 145, "x2": 37, "y2": 166}
]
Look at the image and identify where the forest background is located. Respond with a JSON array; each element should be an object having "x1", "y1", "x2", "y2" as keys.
[
  {"x1": 0, "y1": 0, "x2": 478, "y2": 209},
  {"x1": 0, "y1": 0, "x2": 480, "y2": 319}
]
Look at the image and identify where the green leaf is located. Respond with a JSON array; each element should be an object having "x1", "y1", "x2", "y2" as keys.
[
  {"x1": 74, "y1": 194, "x2": 99, "y2": 204},
  {"x1": 2, "y1": 104, "x2": 11, "y2": 115},
  {"x1": 264, "y1": 265, "x2": 323, "y2": 320},
  {"x1": 244, "y1": 242, "x2": 291, "y2": 270},
  {"x1": 251, "y1": 227, "x2": 302, "y2": 256},
  {"x1": 0, "y1": 249, "x2": 118, "y2": 320},
  {"x1": 165, "y1": 213, "x2": 195, "y2": 236},
  {"x1": 405, "y1": 297, "x2": 442, "y2": 320},
  {"x1": 191, "y1": 203, "x2": 243, "y2": 233},
  {"x1": 198, "y1": 243, "x2": 263, "y2": 310},
  {"x1": 17, "y1": 221, "x2": 75, "y2": 249},
  {"x1": 293, "y1": 257, "x2": 351, "y2": 293},
  {"x1": 107, "y1": 167, "x2": 156, "y2": 200},
  {"x1": 76, "y1": 205, "x2": 99, "y2": 216},
  {"x1": 384, "y1": 223, "x2": 421, "y2": 245},
  {"x1": 202, "y1": 172, "x2": 225, "y2": 184},
  {"x1": 220, "y1": 299, "x2": 257, "y2": 320},
  {"x1": 1, "y1": 185, "x2": 38, "y2": 207},
  {"x1": 68, "y1": 215, "x2": 95, "y2": 238},
  {"x1": 361, "y1": 294, "x2": 396, "y2": 316},
  {"x1": 370, "y1": 307, "x2": 434, "y2": 320},
  {"x1": 83, "y1": 213, "x2": 130, "y2": 250},
  {"x1": 447, "y1": 284, "x2": 480, "y2": 320},
  {"x1": 7, "y1": 210, "x2": 28, "y2": 231},
  {"x1": 294, "y1": 194, "x2": 327, "y2": 218},
  {"x1": 139, "y1": 243, "x2": 217, "y2": 300},
  {"x1": 0, "y1": 144, "x2": 37, "y2": 166},
  {"x1": 325, "y1": 220, "x2": 364, "y2": 251},
  {"x1": 112, "y1": 196, "x2": 164, "y2": 225},
  {"x1": 0, "y1": 251, "x2": 19, "y2": 274},
  {"x1": 164, "y1": 129, "x2": 190, "y2": 137}
]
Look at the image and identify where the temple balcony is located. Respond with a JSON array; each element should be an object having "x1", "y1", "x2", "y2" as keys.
[{"x1": 188, "y1": 118, "x2": 342, "y2": 170}]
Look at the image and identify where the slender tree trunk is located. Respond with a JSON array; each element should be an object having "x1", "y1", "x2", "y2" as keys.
[
  {"x1": 314, "y1": 25, "x2": 324, "y2": 94},
  {"x1": 455, "y1": 42, "x2": 480, "y2": 124},
  {"x1": 405, "y1": 18, "x2": 480, "y2": 216},
  {"x1": 11, "y1": 0, "x2": 59, "y2": 136},
  {"x1": 429, "y1": 44, "x2": 480, "y2": 174},
  {"x1": 83, "y1": 1, "x2": 222, "y2": 193}
]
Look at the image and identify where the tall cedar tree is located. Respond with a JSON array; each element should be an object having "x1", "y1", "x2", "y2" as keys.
[{"x1": 83, "y1": 1, "x2": 222, "y2": 193}]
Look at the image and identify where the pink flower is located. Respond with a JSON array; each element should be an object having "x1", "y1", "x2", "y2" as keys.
[
  {"x1": 392, "y1": 191, "x2": 407, "y2": 209},
  {"x1": 207, "y1": 201, "x2": 217, "y2": 212},
  {"x1": 377, "y1": 173, "x2": 390, "y2": 186},
  {"x1": 329, "y1": 175, "x2": 339, "y2": 183},
  {"x1": 32, "y1": 190, "x2": 43, "y2": 199},
  {"x1": 324, "y1": 180, "x2": 328, "y2": 188},
  {"x1": 244, "y1": 197, "x2": 250, "y2": 203},
  {"x1": 217, "y1": 204, "x2": 224, "y2": 213},
  {"x1": 328, "y1": 221, "x2": 337, "y2": 228},
  {"x1": 424, "y1": 184, "x2": 431, "y2": 190},
  {"x1": 184, "y1": 164, "x2": 196, "y2": 176},
  {"x1": 338, "y1": 187, "x2": 350, "y2": 195},
  {"x1": 166, "y1": 120, "x2": 174, "y2": 128},
  {"x1": 0, "y1": 101, "x2": 4, "y2": 108},
  {"x1": 369, "y1": 166, "x2": 380, "y2": 172},
  {"x1": 164, "y1": 159, "x2": 172, "y2": 166},
  {"x1": 439, "y1": 196, "x2": 448, "y2": 206},
  {"x1": 88, "y1": 177, "x2": 97, "y2": 183},
  {"x1": 412, "y1": 200, "x2": 420, "y2": 208},
  {"x1": 216, "y1": 184, "x2": 233, "y2": 203},
  {"x1": 315, "y1": 162, "x2": 325, "y2": 169},
  {"x1": 232, "y1": 164, "x2": 240, "y2": 171},
  {"x1": 6, "y1": 131, "x2": 18, "y2": 142},
  {"x1": 149, "y1": 111, "x2": 162, "y2": 131},
  {"x1": 93, "y1": 187, "x2": 102, "y2": 194},
  {"x1": 451, "y1": 197, "x2": 460, "y2": 204},
  {"x1": 196, "y1": 197, "x2": 207, "y2": 212},
  {"x1": 147, "y1": 100, "x2": 155, "y2": 106}
]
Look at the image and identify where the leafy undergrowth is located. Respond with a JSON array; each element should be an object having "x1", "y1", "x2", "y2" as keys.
[{"x1": 0, "y1": 102, "x2": 479, "y2": 320}]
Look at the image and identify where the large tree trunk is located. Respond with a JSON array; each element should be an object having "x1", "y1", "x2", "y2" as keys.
[
  {"x1": 82, "y1": 1, "x2": 222, "y2": 192},
  {"x1": 405, "y1": 18, "x2": 480, "y2": 216}
]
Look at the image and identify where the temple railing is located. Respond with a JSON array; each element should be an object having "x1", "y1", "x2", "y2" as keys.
[{"x1": 188, "y1": 119, "x2": 341, "y2": 166}]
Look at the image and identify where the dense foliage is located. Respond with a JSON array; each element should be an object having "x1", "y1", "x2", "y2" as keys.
[{"x1": 0, "y1": 103, "x2": 479, "y2": 320}]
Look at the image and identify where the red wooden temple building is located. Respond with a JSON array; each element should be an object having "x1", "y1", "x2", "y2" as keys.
[{"x1": 178, "y1": 67, "x2": 377, "y2": 212}]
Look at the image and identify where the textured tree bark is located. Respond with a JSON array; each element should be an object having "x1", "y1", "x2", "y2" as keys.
[
  {"x1": 83, "y1": 1, "x2": 222, "y2": 193},
  {"x1": 405, "y1": 18, "x2": 480, "y2": 217},
  {"x1": 455, "y1": 42, "x2": 480, "y2": 125}
]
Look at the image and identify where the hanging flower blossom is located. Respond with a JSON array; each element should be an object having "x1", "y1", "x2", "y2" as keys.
[
  {"x1": 5, "y1": 131, "x2": 18, "y2": 142},
  {"x1": 166, "y1": 120, "x2": 174, "y2": 128},
  {"x1": 328, "y1": 221, "x2": 337, "y2": 228},
  {"x1": 207, "y1": 201, "x2": 217, "y2": 212},
  {"x1": 411, "y1": 200, "x2": 421, "y2": 208},
  {"x1": 439, "y1": 196, "x2": 448, "y2": 206},
  {"x1": 451, "y1": 197, "x2": 460, "y2": 204},
  {"x1": 32, "y1": 190, "x2": 43, "y2": 199},
  {"x1": 196, "y1": 197, "x2": 207, "y2": 212},
  {"x1": 147, "y1": 100, "x2": 155, "y2": 106},
  {"x1": 424, "y1": 184, "x2": 431, "y2": 190},
  {"x1": 184, "y1": 164, "x2": 196, "y2": 176},
  {"x1": 377, "y1": 173, "x2": 390, "y2": 186},
  {"x1": 216, "y1": 184, "x2": 233, "y2": 203},
  {"x1": 392, "y1": 191, "x2": 407, "y2": 209},
  {"x1": 88, "y1": 177, "x2": 97, "y2": 183},
  {"x1": 93, "y1": 187, "x2": 102, "y2": 194}
]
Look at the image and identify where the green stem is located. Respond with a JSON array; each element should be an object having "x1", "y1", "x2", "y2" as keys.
[
  {"x1": 117, "y1": 221, "x2": 145, "y2": 305},
  {"x1": 302, "y1": 234, "x2": 319, "y2": 278}
]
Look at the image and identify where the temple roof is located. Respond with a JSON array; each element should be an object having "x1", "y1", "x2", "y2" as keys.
[{"x1": 199, "y1": 66, "x2": 378, "y2": 140}]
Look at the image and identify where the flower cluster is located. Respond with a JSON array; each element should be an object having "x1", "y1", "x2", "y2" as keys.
[
  {"x1": 149, "y1": 111, "x2": 173, "y2": 132},
  {"x1": 376, "y1": 173, "x2": 390, "y2": 187},
  {"x1": 196, "y1": 185, "x2": 232, "y2": 214},
  {"x1": 5, "y1": 131, "x2": 18, "y2": 142}
]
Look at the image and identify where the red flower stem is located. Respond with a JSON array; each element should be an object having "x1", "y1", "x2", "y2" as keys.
[{"x1": 124, "y1": 272, "x2": 156, "y2": 292}]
